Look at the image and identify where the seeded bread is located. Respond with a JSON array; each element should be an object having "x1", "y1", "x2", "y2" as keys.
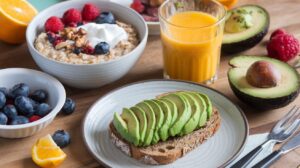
[{"x1": 109, "y1": 108, "x2": 221, "y2": 165}]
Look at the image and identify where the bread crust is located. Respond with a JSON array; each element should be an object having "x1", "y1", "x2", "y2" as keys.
[{"x1": 109, "y1": 108, "x2": 221, "y2": 165}]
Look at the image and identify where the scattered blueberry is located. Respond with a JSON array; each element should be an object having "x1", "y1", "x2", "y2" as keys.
[
  {"x1": 10, "y1": 83, "x2": 30, "y2": 98},
  {"x1": 0, "y1": 87, "x2": 9, "y2": 97},
  {"x1": 10, "y1": 116, "x2": 29, "y2": 125},
  {"x1": 94, "y1": 42, "x2": 110, "y2": 55},
  {"x1": 35, "y1": 103, "x2": 51, "y2": 117},
  {"x1": 52, "y1": 130, "x2": 71, "y2": 148},
  {"x1": 0, "y1": 112, "x2": 8, "y2": 125},
  {"x1": 0, "y1": 92, "x2": 6, "y2": 109},
  {"x1": 73, "y1": 48, "x2": 81, "y2": 55},
  {"x1": 31, "y1": 90, "x2": 48, "y2": 103},
  {"x1": 95, "y1": 12, "x2": 115, "y2": 24},
  {"x1": 61, "y1": 98, "x2": 76, "y2": 115},
  {"x1": 14, "y1": 96, "x2": 34, "y2": 117},
  {"x1": 3, "y1": 105, "x2": 17, "y2": 120}
]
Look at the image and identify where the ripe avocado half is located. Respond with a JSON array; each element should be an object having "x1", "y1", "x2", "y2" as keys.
[
  {"x1": 228, "y1": 56, "x2": 300, "y2": 109},
  {"x1": 222, "y1": 5, "x2": 270, "y2": 54}
]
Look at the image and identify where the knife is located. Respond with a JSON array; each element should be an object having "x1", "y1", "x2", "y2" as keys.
[{"x1": 253, "y1": 131, "x2": 300, "y2": 168}]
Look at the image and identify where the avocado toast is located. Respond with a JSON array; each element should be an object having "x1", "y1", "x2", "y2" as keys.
[{"x1": 109, "y1": 91, "x2": 221, "y2": 165}]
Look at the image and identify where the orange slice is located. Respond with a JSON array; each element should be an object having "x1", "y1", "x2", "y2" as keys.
[
  {"x1": 217, "y1": 0, "x2": 238, "y2": 9},
  {"x1": 32, "y1": 135, "x2": 67, "y2": 168},
  {"x1": 0, "y1": 0, "x2": 38, "y2": 44}
]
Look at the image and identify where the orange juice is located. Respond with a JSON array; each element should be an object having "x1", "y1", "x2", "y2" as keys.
[{"x1": 161, "y1": 11, "x2": 224, "y2": 83}]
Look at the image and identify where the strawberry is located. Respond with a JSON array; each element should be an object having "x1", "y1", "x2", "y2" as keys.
[{"x1": 130, "y1": 0, "x2": 145, "y2": 13}]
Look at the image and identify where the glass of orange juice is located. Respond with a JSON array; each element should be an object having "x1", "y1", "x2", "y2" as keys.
[{"x1": 159, "y1": 0, "x2": 226, "y2": 84}]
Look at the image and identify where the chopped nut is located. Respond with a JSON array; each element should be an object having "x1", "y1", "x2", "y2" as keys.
[
  {"x1": 55, "y1": 41, "x2": 69, "y2": 50},
  {"x1": 75, "y1": 36, "x2": 86, "y2": 48},
  {"x1": 78, "y1": 28, "x2": 87, "y2": 35}
]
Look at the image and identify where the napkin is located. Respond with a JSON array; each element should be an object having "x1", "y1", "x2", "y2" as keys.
[{"x1": 228, "y1": 133, "x2": 276, "y2": 168}]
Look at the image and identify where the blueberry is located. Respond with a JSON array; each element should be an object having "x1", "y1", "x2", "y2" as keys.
[
  {"x1": 95, "y1": 12, "x2": 115, "y2": 24},
  {"x1": 0, "y1": 112, "x2": 8, "y2": 125},
  {"x1": 94, "y1": 42, "x2": 110, "y2": 55},
  {"x1": 47, "y1": 32, "x2": 56, "y2": 44},
  {"x1": 3, "y1": 105, "x2": 17, "y2": 119},
  {"x1": 52, "y1": 130, "x2": 71, "y2": 148},
  {"x1": 10, "y1": 83, "x2": 30, "y2": 99},
  {"x1": 61, "y1": 98, "x2": 76, "y2": 115},
  {"x1": 77, "y1": 22, "x2": 83, "y2": 26},
  {"x1": 35, "y1": 103, "x2": 51, "y2": 117},
  {"x1": 31, "y1": 90, "x2": 48, "y2": 103},
  {"x1": 0, "y1": 92, "x2": 6, "y2": 109},
  {"x1": 10, "y1": 116, "x2": 29, "y2": 125},
  {"x1": 0, "y1": 87, "x2": 9, "y2": 97},
  {"x1": 73, "y1": 48, "x2": 81, "y2": 55},
  {"x1": 14, "y1": 96, "x2": 34, "y2": 117}
]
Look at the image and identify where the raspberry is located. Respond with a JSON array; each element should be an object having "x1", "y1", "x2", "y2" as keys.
[
  {"x1": 82, "y1": 3, "x2": 100, "y2": 21},
  {"x1": 83, "y1": 45, "x2": 94, "y2": 54},
  {"x1": 267, "y1": 34, "x2": 300, "y2": 62},
  {"x1": 63, "y1": 8, "x2": 82, "y2": 26},
  {"x1": 29, "y1": 115, "x2": 41, "y2": 122},
  {"x1": 270, "y1": 29, "x2": 286, "y2": 39},
  {"x1": 130, "y1": 0, "x2": 145, "y2": 13},
  {"x1": 44, "y1": 16, "x2": 64, "y2": 33}
]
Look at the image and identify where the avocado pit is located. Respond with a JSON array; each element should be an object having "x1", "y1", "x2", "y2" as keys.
[{"x1": 246, "y1": 61, "x2": 281, "y2": 88}]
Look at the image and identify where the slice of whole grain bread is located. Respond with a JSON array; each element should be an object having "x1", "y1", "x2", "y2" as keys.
[{"x1": 109, "y1": 108, "x2": 221, "y2": 165}]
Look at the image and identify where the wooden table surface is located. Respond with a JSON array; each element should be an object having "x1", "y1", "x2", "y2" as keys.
[{"x1": 1, "y1": 0, "x2": 300, "y2": 167}]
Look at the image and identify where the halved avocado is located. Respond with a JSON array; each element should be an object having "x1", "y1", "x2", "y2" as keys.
[
  {"x1": 144, "y1": 100, "x2": 164, "y2": 144},
  {"x1": 222, "y1": 5, "x2": 270, "y2": 54},
  {"x1": 130, "y1": 106, "x2": 147, "y2": 146},
  {"x1": 228, "y1": 55, "x2": 300, "y2": 109}
]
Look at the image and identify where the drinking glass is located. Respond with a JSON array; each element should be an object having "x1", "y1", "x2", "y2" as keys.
[{"x1": 159, "y1": 0, "x2": 226, "y2": 84}]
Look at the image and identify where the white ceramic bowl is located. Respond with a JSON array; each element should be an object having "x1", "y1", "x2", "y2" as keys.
[
  {"x1": 26, "y1": 0, "x2": 148, "y2": 89},
  {"x1": 110, "y1": 0, "x2": 160, "y2": 35},
  {"x1": 0, "y1": 68, "x2": 66, "y2": 138}
]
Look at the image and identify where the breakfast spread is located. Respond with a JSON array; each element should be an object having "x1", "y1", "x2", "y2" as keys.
[
  {"x1": 222, "y1": 5, "x2": 270, "y2": 54},
  {"x1": 2, "y1": 0, "x2": 300, "y2": 167},
  {"x1": 34, "y1": 3, "x2": 139, "y2": 64},
  {"x1": 228, "y1": 55, "x2": 300, "y2": 109},
  {"x1": 109, "y1": 91, "x2": 220, "y2": 164}
]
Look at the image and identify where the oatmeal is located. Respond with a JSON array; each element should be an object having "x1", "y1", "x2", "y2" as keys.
[{"x1": 34, "y1": 4, "x2": 139, "y2": 64}]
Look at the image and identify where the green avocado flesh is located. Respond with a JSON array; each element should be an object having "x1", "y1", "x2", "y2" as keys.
[
  {"x1": 113, "y1": 91, "x2": 213, "y2": 146},
  {"x1": 222, "y1": 5, "x2": 269, "y2": 53},
  {"x1": 228, "y1": 56, "x2": 300, "y2": 109},
  {"x1": 130, "y1": 106, "x2": 147, "y2": 144},
  {"x1": 118, "y1": 108, "x2": 140, "y2": 146}
]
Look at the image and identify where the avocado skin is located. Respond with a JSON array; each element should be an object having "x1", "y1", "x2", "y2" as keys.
[
  {"x1": 222, "y1": 25, "x2": 269, "y2": 54},
  {"x1": 222, "y1": 5, "x2": 270, "y2": 54},
  {"x1": 228, "y1": 80, "x2": 300, "y2": 110}
]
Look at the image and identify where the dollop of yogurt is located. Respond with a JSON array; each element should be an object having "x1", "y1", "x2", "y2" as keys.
[{"x1": 78, "y1": 23, "x2": 128, "y2": 48}]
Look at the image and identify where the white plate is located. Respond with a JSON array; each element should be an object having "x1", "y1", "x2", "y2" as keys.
[
  {"x1": 83, "y1": 80, "x2": 249, "y2": 168},
  {"x1": 110, "y1": 0, "x2": 160, "y2": 35}
]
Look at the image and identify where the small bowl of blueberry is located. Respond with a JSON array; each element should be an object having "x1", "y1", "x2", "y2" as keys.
[{"x1": 0, "y1": 68, "x2": 66, "y2": 138}]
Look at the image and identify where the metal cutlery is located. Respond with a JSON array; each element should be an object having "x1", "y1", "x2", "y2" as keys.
[
  {"x1": 231, "y1": 106, "x2": 300, "y2": 168},
  {"x1": 253, "y1": 130, "x2": 300, "y2": 168}
]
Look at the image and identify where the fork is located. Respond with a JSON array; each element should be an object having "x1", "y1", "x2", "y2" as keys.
[{"x1": 231, "y1": 106, "x2": 300, "y2": 168}]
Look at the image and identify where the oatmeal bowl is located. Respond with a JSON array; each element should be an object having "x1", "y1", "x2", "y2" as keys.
[{"x1": 26, "y1": 0, "x2": 148, "y2": 89}]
